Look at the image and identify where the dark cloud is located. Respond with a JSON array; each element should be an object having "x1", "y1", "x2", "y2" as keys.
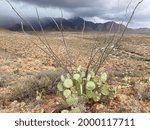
[
  {"x1": 0, "y1": 0, "x2": 149, "y2": 28},
  {"x1": 11, "y1": 0, "x2": 102, "y2": 8},
  {"x1": 10, "y1": 0, "x2": 142, "y2": 21}
]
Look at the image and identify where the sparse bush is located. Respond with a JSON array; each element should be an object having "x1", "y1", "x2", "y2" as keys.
[
  {"x1": 57, "y1": 66, "x2": 116, "y2": 112},
  {"x1": 35, "y1": 69, "x2": 65, "y2": 94},
  {"x1": 8, "y1": 69, "x2": 65, "y2": 101},
  {"x1": 9, "y1": 76, "x2": 39, "y2": 101}
]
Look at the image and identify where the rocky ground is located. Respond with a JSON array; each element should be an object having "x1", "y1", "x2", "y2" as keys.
[{"x1": 0, "y1": 30, "x2": 150, "y2": 112}]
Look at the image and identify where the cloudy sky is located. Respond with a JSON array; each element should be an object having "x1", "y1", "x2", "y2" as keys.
[{"x1": 0, "y1": 0, "x2": 149, "y2": 28}]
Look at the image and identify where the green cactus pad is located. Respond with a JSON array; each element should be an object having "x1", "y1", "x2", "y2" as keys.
[
  {"x1": 86, "y1": 90, "x2": 94, "y2": 98},
  {"x1": 87, "y1": 74, "x2": 91, "y2": 81},
  {"x1": 73, "y1": 73, "x2": 80, "y2": 81},
  {"x1": 92, "y1": 94, "x2": 101, "y2": 102},
  {"x1": 63, "y1": 89, "x2": 72, "y2": 98},
  {"x1": 101, "y1": 85, "x2": 110, "y2": 96},
  {"x1": 97, "y1": 80, "x2": 102, "y2": 87},
  {"x1": 57, "y1": 83, "x2": 64, "y2": 91},
  {"x1": 63, "y1": 79, "x2": 73, "y2": 88},
  {"x1": 66, "y1": 96, "x2": 78, "y2": 106},
  {"x1": 78, "y1": 94, "x2": 88, "y2": 103},
  {"x1": 86, "y1": 81, "x2": 96, "y2": 91},
  {"x1": 108, "y1": 87, "x2": 116, "y2": 99},
  {"x1": 61, "y1": 75, "x2": 65, "y2": 82},
  {"x1": 100, "y1": 72, "x2": 107, "y2": 82}
]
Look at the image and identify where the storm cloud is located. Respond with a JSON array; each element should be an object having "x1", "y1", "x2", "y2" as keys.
[
  {"x1": 11, "y1": 0, "x2": 103, "y2": 8},
  {"x1": 0, "y1": 0, "x2": 150, "y2": 28}
]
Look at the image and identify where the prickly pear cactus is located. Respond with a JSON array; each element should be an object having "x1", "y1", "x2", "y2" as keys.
[{"x1": 57, "y1": 66, "x2": 116, "y2": 112}]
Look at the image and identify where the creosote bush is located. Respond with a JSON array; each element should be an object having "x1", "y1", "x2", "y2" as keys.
[{"x1": 57, "y1": 66, "x2": 116, "y2": 113}]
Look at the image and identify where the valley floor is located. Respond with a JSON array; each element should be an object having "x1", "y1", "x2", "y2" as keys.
[{"x1": 0, "y1": 30, "x2": 150, "y2": 112}]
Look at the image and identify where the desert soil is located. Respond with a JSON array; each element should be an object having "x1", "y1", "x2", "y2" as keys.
[{"x1": 0, "y1": 30, "x2": 150, "y2": 112}]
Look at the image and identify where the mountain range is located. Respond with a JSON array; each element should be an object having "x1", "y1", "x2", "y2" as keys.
[{"x1": 1, "y1": 17, "x2": 150, "y2": 33}]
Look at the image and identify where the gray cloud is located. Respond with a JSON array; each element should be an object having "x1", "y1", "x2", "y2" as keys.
[
  {"x1": 10, "y1": 0, "x2": 147, "y2": 20},
  {"x1": 0, "y1": 0, "x2": 149, "y2": 28},
  {"x1": 11, "y1": 0, "x2": 103, "y2": 8}
]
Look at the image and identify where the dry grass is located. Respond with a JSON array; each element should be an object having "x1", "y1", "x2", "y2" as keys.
[{"x1": 0, "y1": 69, "x2": 65, "y2": 101}]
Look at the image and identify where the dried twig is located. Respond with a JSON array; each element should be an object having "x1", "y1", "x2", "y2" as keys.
[
  {"x1": 46, "y1": 9, "x2": 76, "y2": 67},
  {"x1": 82, "y1": 20, "x2": 86, "y2": 39}
]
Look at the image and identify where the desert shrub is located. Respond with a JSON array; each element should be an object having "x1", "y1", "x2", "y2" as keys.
[
  {"x1": 9, "y1": 76, "x2": 39, "y2": 101},
  {"x1": 8, "y1": 69, "x2": 65, "y2": 101},
  {"x1": 35, "y1": 69, "x2": 65, "y2": 94},
  {"x1": 57, "y1": 66, "x2": 116, "y2": 112}
]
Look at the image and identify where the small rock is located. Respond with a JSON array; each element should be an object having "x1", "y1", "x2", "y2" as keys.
[
  {"x1": 20, "y1": 102, "x2": 26, "y2": 108},
  {"x1": 117, "y1": 94, "x2": 129, "y2": 102},
  {"x1": 92, "y1": 103, "x2": 106, "y2": 112},
  {"x1": 31, "y1": 105, "x2": 44, "y2": 113},
  {"x1": 10, "y1": 100, "x2": 19, "y2": 108}
]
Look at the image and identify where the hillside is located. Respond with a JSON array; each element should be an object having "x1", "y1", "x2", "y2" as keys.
[{"x1": 1, "y1": 17, "x2": 150, "y2": 33}]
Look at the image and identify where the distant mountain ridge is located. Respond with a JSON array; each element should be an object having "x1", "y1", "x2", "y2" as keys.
[{"x1": 2, "y1": 17, "x2": 150, "y2": 33}]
